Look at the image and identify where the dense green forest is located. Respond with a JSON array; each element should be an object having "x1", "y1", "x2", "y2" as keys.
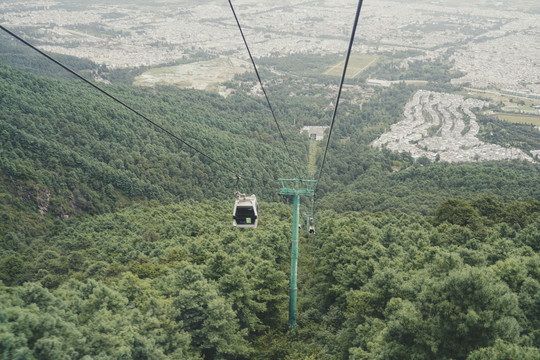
[
  {"x1": 477, "y1": 114, "x2": 540, "y2": 155},
  {"x1": 0, "y1": 41, "x2": 539, "y2": 359},
  {"x1": 1, "y1": 201, "x2": 539, "y2": 359},
  {"x1": 0, "y1": 51, "x2": 306, "y2": 238}
]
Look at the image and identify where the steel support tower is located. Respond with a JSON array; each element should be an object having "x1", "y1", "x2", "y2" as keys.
[{"x1": 278, "y1": 178, "x2": 316, "y2": 329}]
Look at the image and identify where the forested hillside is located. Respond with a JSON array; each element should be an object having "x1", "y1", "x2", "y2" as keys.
[
  {"x1": 0, "y1": 44, "x2": 539, "y2": 359},
  {"x1": 0, "y1": 61, "x2": 305, "y2": 238}
]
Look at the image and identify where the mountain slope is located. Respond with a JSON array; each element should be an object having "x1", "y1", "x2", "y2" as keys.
[{"x1": 0, "y1": 62, "x2": 306, "y2": 237}]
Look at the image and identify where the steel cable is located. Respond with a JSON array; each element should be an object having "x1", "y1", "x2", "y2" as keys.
[{"x1": 228, "y1": 0, "x2": 302, "y2": 179}]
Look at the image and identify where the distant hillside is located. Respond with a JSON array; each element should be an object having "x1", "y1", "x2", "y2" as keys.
[{"x1": 0, "y1": 35, "x2": 97, "y2": 80}]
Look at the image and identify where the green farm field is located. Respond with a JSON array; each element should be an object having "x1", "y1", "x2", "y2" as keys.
[
  {"x1": 134, "y1": 57, "x2": 249, "y2": 90},
  {"x1": 493, "y1": 113, "x2": 540, "y2": 126},
  {"x1": 324, "y1": 54, "x2": 377, "y2": 78}
]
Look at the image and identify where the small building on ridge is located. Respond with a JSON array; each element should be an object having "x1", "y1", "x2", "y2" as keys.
[{"x1": 300, "y1": 126, "x2": 329, "y2": 141}]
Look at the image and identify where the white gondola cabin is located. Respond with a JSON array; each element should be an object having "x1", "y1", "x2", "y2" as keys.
[{"x1": 233, "y1": 193, "x2": 258, "y2": 228}]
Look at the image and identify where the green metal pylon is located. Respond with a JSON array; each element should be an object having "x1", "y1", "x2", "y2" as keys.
[{"x1": 278, "y1": 178, "x2": 316, "y2": 330}]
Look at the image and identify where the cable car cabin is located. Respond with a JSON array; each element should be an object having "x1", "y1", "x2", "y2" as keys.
[
  {"x1": 308, "y1": 226, "x2": 315, "y2": 234},
  {"x1": 233, "y1": 194, "x2": 258, "y2": 228}
]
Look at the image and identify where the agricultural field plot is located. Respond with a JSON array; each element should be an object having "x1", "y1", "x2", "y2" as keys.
[
  {"x1": 463, "y1": 88, "x2": 540, "y2": 107},
  {"x1": 134, "y1": 57, "x2": 249, "y2": 91},
  {"x1": 492, "y1": 113, "x2": 540, "y2": 126},
  {"x1": 324, "y1": 54, "x2": 377, "y2": 78}
]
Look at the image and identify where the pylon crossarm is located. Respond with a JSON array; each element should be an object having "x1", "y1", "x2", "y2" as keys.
[{"x1": 278, "y1": 178, "x2": 316, "y2": 196}]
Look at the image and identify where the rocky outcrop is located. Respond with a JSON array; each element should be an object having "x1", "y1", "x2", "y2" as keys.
[{"x1": 35, "y1": 184, "x2": 50, "y2": 215}]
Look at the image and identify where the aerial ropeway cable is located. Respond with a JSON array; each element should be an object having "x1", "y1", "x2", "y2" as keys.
[
  {"x1": 228, "y1": 0, "x2": 366, "y2": 232},
  {"x1": 315, "y1": 0, "x2": 365, "y2": 193},
  {"x1": 303, "y1": 0, "x2": 365, "y2": 234},
  {"x1": 227, "y1": 0, "x2": 302, "y2": 180}
]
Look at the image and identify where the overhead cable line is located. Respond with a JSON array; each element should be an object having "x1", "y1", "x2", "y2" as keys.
[
  {"x1": 0, "y1": 24, "x2": 243, "y2": 179},
  {"x1": 315, "y1": 0, "x2": 365, "y2": 190},
  {"x1": 227, "y1": 0, "x2": 301, "y2": 178}
]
